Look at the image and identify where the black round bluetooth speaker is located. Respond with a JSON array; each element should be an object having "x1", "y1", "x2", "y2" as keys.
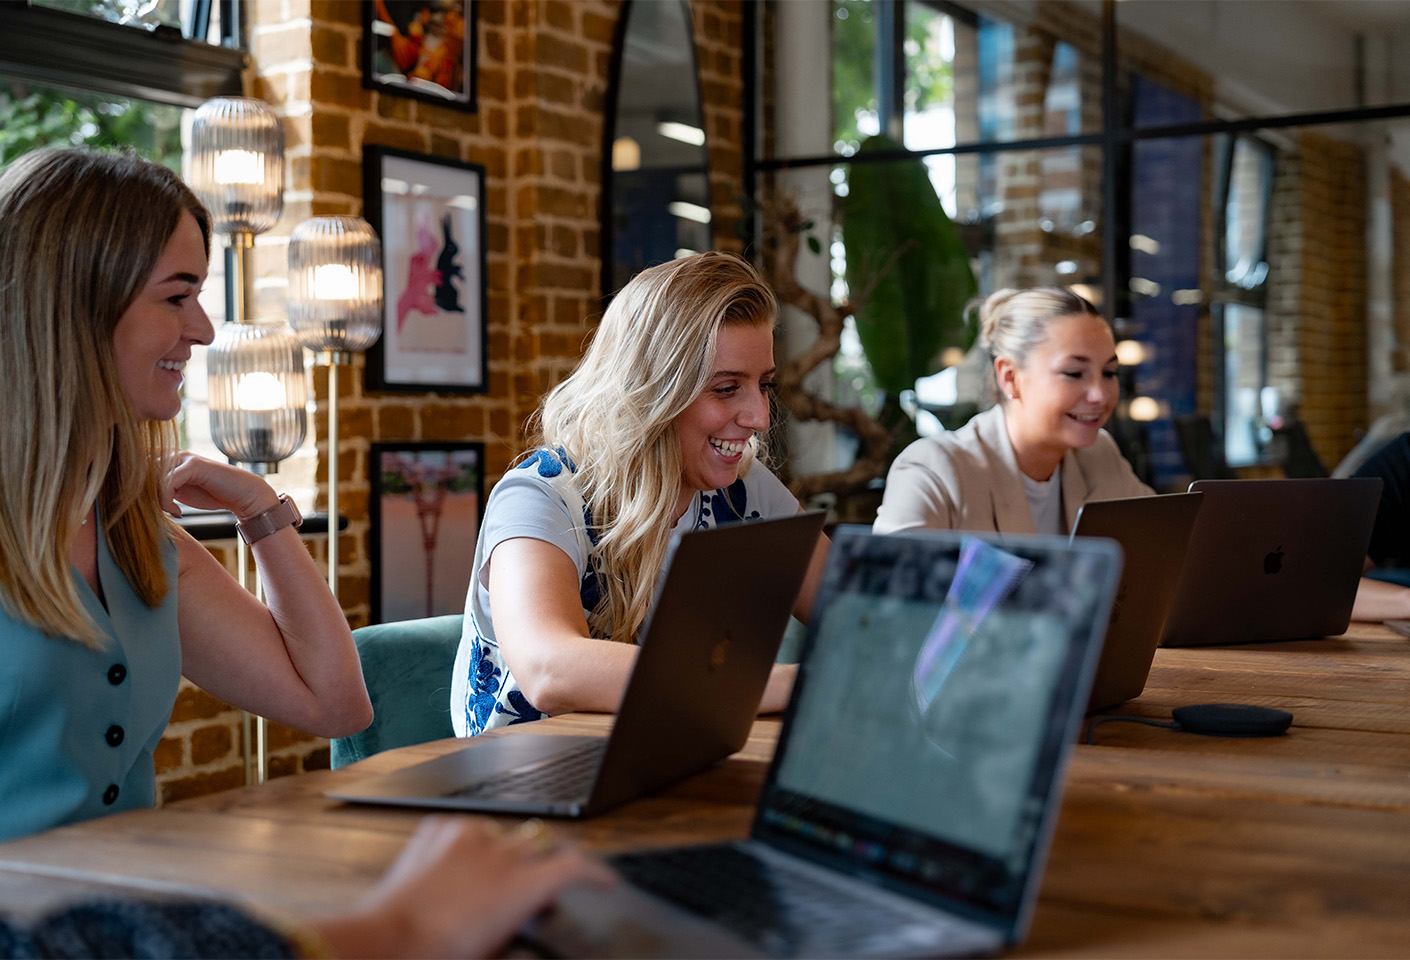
[{"x1": 1171, "y1": 703, "x2": 1293, "y2": 737}]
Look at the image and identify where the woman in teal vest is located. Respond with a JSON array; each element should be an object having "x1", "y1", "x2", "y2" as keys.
[{"x1": 0, "y1": 149, "x2": 373, "y2": 841}]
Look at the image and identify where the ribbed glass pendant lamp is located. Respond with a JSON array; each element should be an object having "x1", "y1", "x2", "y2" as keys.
[
  {"x1": 206, "y1": 321, "x2": 308, "y2": 474},
  {"x1": 189, "y1": 95, "x2": 292, "y2": 788},
  {"x1": 188, "y1": 97, "x2": 284, "y2": 324},
  {"x1": 287, "y1": 216, "x2": 384, "y2": 597},
  {"x1": 288, "y1": 216, "x2": 384, "y2": 362}
]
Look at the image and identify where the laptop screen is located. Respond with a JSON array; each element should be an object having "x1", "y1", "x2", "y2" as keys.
[{"x1": 755, "y1": 528, "x2": 1119, "y2": 926}]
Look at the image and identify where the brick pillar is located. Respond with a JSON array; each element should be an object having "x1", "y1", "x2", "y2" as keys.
[{"x1": 1297, "y1": 131, "x2": 1367, "y2": 466}]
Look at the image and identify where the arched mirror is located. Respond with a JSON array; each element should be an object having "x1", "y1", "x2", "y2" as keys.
[{"x1": 602, "y1": 0, "x2": 711, "y2": 296}]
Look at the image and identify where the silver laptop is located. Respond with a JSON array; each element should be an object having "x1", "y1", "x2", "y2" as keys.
[
  {"x1": 1161, "y1": 478, "x2": 1381, "y2": 647},
  {"x1": 327, "y1": 511, "x2": 825, "y2": 818},
  {"x1": 525, "y1": 528, "x2": 1122, "y2": 958},
  {"x1": 1071, "y1": 492, "x2": 1203, "y2": 711}
]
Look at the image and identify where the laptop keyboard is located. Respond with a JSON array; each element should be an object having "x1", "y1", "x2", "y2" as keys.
[
  {"x1": 610, "y1": 843, "x2": 941, "y2": 957},
  {"x1": 446, "y1": 740, "x2": 605, "y2": 803}
]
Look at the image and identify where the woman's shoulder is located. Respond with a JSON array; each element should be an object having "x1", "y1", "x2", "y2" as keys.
[
  {"x1": 892, "y1": 407, "x2": 1003, "y2": 476},
  {"x1": 488, "y1": 446, "x2": 588, "y2": 510},
  {"x1": 493, "y1": 447, "x2": 584, "y2": 502},
  {"x1": 509, "y1": 446, "x2": 579, "y2": 482}
]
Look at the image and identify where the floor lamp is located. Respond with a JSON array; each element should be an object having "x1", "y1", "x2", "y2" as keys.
[
  {"x1": 287, "y1": 217, "x2": 384, "y2": 597},
  {"x1": 189, "y1": 96, "x2": 295, "y2": 785}
]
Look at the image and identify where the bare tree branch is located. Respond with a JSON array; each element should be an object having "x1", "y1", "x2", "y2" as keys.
[{"x1": 761, "y1": 191, "x2": 899, "y2": 501}]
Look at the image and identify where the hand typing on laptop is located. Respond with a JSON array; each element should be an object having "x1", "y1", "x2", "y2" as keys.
[{"x1": 311, "y1": 816, "x2": 612, "y2": 959}]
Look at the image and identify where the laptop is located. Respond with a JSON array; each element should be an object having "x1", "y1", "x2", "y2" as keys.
[
  {"x1": 524, "y1": 528, "x2": 1122, "y2": 959},
  {"x1": 1160, "y1": 478, "x2": 1381, "y2": 647},
  {"x1": 1070, "y1": 492, "x2": 1203, "y2": 711},
  {"x1": 327, "y1": 511, "x2": 826, "y2": 818}
]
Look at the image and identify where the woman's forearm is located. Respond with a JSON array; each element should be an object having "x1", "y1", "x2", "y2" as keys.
[
  {"x1": 1350, "y1": 575, "x2": 1410, "y2": 622},
  {"x1": 506, "y1": 633, "x2": 639, "y2": 716},
  {"x1": 250, "y1": 524, "x2": 372, "y2": 734}
]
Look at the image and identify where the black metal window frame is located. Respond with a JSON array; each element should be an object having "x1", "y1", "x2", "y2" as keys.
[
  {"x1": 0, "y1": 1, "x2": 245, "y2": 110},
  {"x1": 748, "y1": 0, "x2": 1410, "y2": 330}
]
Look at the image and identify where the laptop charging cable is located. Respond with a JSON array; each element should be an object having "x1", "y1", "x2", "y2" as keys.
[{"x1": 1083, "y1": 703, "x2": 1293, "y2": 745}]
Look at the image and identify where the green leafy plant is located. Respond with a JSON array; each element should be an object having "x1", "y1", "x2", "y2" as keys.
[
  {"x1": 841, "y1": 134, "x2": 976, "y2": 397},
  {"x1": 0, "y1": 80, "x2": 181, "y2": 168}
]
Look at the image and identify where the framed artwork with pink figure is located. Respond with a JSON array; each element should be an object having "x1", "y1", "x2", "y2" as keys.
[{"x1": 364, "y1": 146, "x2": 487, "y2": 393}]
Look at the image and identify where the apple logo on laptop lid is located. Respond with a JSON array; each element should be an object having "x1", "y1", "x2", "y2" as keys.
[
  {"x1": 708, "y1": 630, "x2": 732, "y2": 673},
  {"x1": 1263, "y1": 545, "x2": 1283, "y2": 575}
]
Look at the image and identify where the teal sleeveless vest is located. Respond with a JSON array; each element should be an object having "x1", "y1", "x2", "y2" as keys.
[{"x1": 0, "y1": 517, "x2": 180, "y2": 841}]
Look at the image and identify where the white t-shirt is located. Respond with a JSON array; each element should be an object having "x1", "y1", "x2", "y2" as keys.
[
  {"x1": 449, "y1": 447, "x2": 800, "y2": 737},
  {"x1": 1020, "y1": 463, "x2": 1064, "y2": 536}
]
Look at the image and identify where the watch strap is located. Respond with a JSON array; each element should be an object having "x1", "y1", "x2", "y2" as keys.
[{"x1": 236, "y1": 494, "x2": 303, "y2": 545}]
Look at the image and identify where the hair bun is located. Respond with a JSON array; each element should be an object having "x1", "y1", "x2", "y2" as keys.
[{"x1": 975, "y1": 288, "x2": 1021, "y2": 353}]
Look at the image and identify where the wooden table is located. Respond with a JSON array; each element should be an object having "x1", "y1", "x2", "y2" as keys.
[{"x1": 2, "y1": 625, "x2": 1409, "y2": 957}]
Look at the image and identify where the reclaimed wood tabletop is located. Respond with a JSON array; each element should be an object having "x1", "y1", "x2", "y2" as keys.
[{"x1": 1, "y1": 624, "x2": 1408, "y2": 957}]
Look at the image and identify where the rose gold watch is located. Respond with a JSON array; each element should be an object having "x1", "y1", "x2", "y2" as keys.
[{"x1": 236, "y1": 493, "x2": 303, "y2": 544}]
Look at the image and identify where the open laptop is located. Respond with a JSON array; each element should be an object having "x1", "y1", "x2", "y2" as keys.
[
  {"x1": 1070, "y1": 492, "x2": 1203, "y2": 711},
  {"x1": 525, "y1": 527, "x2": 1122, "y2": 959},
  {"x1": 327, "y1": 511, "x2": 826, "y2": 819},
  {"x1": 1160, "y1": 478, "x2": 1381, "y2": 647}
]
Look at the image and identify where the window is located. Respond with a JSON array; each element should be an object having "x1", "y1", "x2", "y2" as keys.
[
  {"x1": 29, "y1": 0, "x2": 232, "y2": 45},
  {"x1": 823, "y1": 1, "x2": 1100, "y2": 440},
  {"x1": 759, "y1": 0, "x2": 1410, "y2": 489},
  {"x1": 1212, "y1": 134, "x2": 1275, "y2": 467}
]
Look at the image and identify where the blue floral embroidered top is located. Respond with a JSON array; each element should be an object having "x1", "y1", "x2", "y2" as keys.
[{"x1": 450, "y1": 447, "x2": 800, "y2": 737}]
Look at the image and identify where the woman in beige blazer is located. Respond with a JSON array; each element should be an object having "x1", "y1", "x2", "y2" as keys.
[{"x1": 875, "y1": 287, "x2": 1152, "y2": 535}]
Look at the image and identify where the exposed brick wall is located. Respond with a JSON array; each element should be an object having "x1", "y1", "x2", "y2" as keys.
[
  {"x1": 155, "y1": 0, "x2": 747, "y2": 803},
  {"x1": 1296, "y1": 132, "x2": 1367, "y2": 466},
  {"x1": 1261, "y1": 133, "x2": 1367, "y2": 468}
]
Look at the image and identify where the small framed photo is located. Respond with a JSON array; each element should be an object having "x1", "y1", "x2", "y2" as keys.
[
  {"x1": 364, "y1": 146, "x2": 488, "y2": 393},
  {"x1": 362, "y1": 0, "x2": 478, "y2": 113},
  {"x1": 369, "y1": 442, "x2": 485, "y2": 625}
]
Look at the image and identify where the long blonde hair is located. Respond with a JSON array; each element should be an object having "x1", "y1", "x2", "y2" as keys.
[
  {"x1": 0, "y1": 149, "x2": 210, "y2": 646},
  {"x1": 533, "y1": 252, "x2": 778, "y2": 643}
]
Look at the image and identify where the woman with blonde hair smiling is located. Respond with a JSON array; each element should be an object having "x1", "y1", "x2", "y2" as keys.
[
  {"x1": 0, "y1": 148, "x2": 372, "y2": 840},
  {"x1": 451, "y1": 252, "x2": 828, "y2": 736},
  {"x1": 874, "y1": 286, "x2": 1152, "y2": 535}
]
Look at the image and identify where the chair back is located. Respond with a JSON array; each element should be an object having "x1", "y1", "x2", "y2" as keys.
[
  {"x1": 1272, "y1": 420, "x2": 1330, "y2": 478},
  {"x1": 330, "y1": 615, "x2": 463, "y2": 769},
  {"x1": 1174, "y1": 414, "x2": 1236, "y2": 480}
]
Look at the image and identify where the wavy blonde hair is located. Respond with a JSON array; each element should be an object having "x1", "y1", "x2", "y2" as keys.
[
  {"x1": 532, "y1": 252, "x2": 778, "y2": 643},
  {"x1": 0, "y1": 149, "x2": 209, "y2": 646}
]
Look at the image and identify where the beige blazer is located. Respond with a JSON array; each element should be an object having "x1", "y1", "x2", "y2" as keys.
[{"x1": 874, "y1": 405, "x2": 1153, "y2": 535}]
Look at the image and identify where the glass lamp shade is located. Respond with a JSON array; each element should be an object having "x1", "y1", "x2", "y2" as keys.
[
  {"x1": 189, "y1": 97, "x2": 285, "y2": 236},
  {"x1": 207, "y1": 320, "x2": 308, "y2": 470},
  {"x1": 288, "y1": 216, "x2": 384, "y2": 360}
]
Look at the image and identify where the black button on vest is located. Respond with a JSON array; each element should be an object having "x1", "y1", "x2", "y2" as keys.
[
  {"x1": 107, "y1": 664, "x2": 126, "y2": 685},
  {"x1": 105, "y1": 725, "x2": 124, "y2": 747},
  {"x1": 102, "y1": 784, "x2": 119, "y2": 805}
]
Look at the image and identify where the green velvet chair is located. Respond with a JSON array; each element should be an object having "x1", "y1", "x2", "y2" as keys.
[{"x1": 330, "y1": 614, "x2": 464, "y2": 769}]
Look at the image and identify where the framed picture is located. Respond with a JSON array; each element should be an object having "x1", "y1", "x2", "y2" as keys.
[
  {"x1": 362, "y1": 0, "x2": 478, "y2": 113},
  {"x1": 364, "y1": 146, "x2": 489, "y2": 393},
  {"x1": 369, "y1": 442, "x2": 485, "y2": 625}
]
